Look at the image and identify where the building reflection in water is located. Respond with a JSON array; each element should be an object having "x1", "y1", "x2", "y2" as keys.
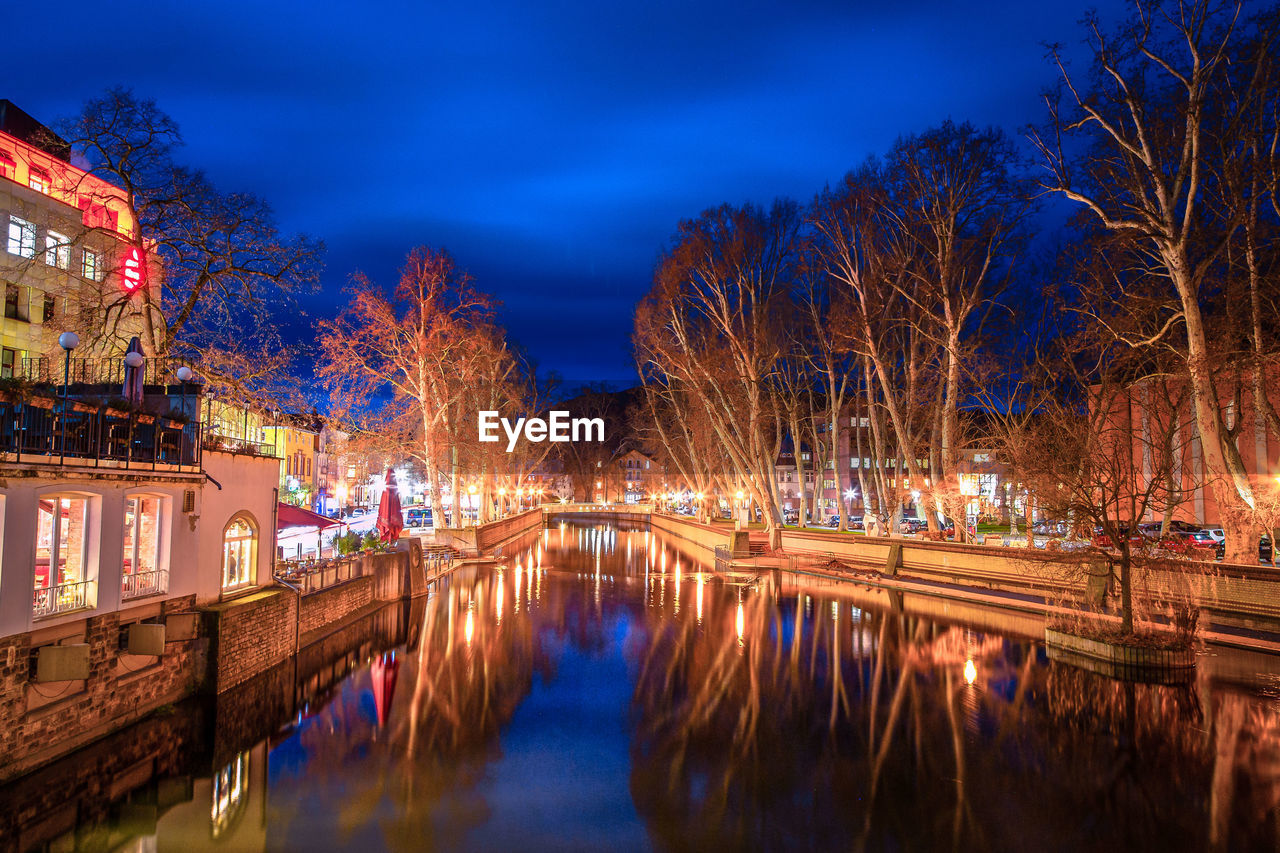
[{"x1": 9, "y1": 519, "x2": 1280, "y2": 851}]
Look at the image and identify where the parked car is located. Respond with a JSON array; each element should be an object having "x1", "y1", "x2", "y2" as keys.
[
  {"x1": 403, "y1": 506, "x2": 433, "y2": 530},
  {"x1": 1215, "y1": 534, "x2": 1273, "y2": 563},
  {"x1": 1032, "y1": 520, "x2": 1069, "y2": 537},
  {"x1": 825, "y1": 515, "x2": 841, "y2": 529},
  {"x1": 900, "y1": 517, "x2": 928, "y2": 534},
  {"x1": 1158, "y1": 528, "x2": 1218, "y2": 556}
]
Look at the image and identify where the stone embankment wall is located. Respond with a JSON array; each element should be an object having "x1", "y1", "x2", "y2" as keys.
[
  {"x1": 649, "y1": 512, "x2": 750, "y2": 556},
  {"x1": 476, "y1": 508, "x2": 544, "y2": 554},
  {"x1": 0, "y1": 594, "x2": 203, "y2": 784},
  {"x1": 781, "y1": 528, "x2": 1280, "y2": 630},
  {"x1": 204, "y1": 539, "x2": 425, "y2": 693}
]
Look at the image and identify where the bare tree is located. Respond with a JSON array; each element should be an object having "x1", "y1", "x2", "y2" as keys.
[{"x1": 1030, "y1": 0, "x2": 1280, "y2": 561}]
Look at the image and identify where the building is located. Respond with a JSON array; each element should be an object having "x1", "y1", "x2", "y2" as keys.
[
  {"x1": 263, "y1": 413, "x2": 320, "y2": 508},
  {"x1": 618, "y1": 448, "x2": 661, "y2": 503},
  {"x1": 1, "y1": 101, "x2": 153, "y2": 374},
  {"x1": 0, "y1": 380, "x2": 279, "y2": 780}
]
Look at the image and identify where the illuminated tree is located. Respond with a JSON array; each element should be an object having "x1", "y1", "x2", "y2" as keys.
[
  {"x1": 54, "y1": 88, "x2": 321, "y2": 390},
  {"x1": 1031, "y1": 0, "x2": 1280, "y2": 562}
]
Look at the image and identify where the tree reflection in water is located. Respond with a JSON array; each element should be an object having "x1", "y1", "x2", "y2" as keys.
[{"x1": 268, "y1": 522, "x2": 1280, "y2": 852}]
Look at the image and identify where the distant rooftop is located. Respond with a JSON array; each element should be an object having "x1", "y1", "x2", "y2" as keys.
[{"x1": 0, "y1": 100, "x2": 70, "y2": 162}]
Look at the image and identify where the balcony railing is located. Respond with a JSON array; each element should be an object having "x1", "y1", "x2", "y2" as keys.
[
  {"x1": 122, "y1": 569, "x2": 169, "y2": 600},
  {"x1": 0, "y1": 398, "x2": 201, "y2": 471},
  {"x1": 33, "y1": 579, "x2": 96, "y2": 619},
  {"x1": 276, "y1": 557, "x2": 364, "y2": 595},
  {"x1": 18, "y1": 356, "x2": 194, "y2": 387},
  {"x1": 201, "y1": 432, "x2": 278, "y2": 459}
]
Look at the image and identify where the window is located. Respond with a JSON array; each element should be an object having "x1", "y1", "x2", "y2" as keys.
[
  {"x1": 222, "y1": 515, "x2": 257, "y2": 591},
  {"x1": 824, "y1": 479, "x2": 836, "y2": 490},
  {"x1": 45, "y1": 231, "x2": 70, "y2": 269},
  {"x1": 42, "y1": 293, "x2": 55, "y2": 323},
  {"x1": 801, "y1": 452, "x2": 811, "y2": 462},
  {"x1": 0, "y1": 149, "x2": 14, "y2": 180},
  {"x1": 82, "y1": 248, "x2": 100, "y2": 281},
  {"x1": 36, "y1": 496, "x2": 90, "y2": 590},
  {"x1": 1, "y1": 348, "x2": 16, "y2": 378},
  {"x1": 28, "y1": 168, "x2": 49, "y2": 194},
  {"x1": 7, "y1": 216, "x2": 35, "y2": 257},
  {"x1": 123, "y1": 496, "x2": 161, "y2": 576},
  {"x1": 4, "y1": 285, "x2": 26, "y2": 321},
  {"x1": 973, "y1": 453, "x2": 991, "y2": 463}
]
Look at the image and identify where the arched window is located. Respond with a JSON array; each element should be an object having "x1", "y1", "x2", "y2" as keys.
[{"x1": 222, "y1": 515, "x2": 257, "y2": 592}]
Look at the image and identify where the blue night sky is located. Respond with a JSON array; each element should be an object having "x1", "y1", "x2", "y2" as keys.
[{"x1": 4, "y1": 0, "x2": 1127, "y2": 384}]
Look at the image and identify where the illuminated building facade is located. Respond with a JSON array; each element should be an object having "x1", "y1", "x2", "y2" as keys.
[{"x1": 0, "y1": 101, "x2": 154, "y2": 376}]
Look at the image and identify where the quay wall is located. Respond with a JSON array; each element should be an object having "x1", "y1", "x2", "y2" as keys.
[
  {"x1": 781, "y1": 528, "x2": 1280, "y2": 630},
  {"x1": 0, "y1": 595, "x2": 204, "y2": 785}
]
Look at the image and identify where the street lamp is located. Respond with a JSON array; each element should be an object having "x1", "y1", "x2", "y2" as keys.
[
  {"x1": 175, "y1": 365, "x2": 194, "y2": 465},
  {"x1": 57, "y1": 332, "x2": 78, "y2": 463}
]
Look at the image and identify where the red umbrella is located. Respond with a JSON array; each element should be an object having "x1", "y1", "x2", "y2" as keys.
[
  {"x1": 375, "y1": 467, "x2": 404, "y2": 543},
  {"x1": 370, "y1": 652, "x2": 399, "y2": 728}
]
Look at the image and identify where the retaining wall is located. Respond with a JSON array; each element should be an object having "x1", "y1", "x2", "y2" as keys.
[
  {"x1": 782, "y1": 528, "x2": 1280, "y2": 629},
  {"x1": 476, "y1": 508, "x2": 544, "y2": 553},
  {"x1": 0, "y1": 595, "x2": 205, "y2": 784}
]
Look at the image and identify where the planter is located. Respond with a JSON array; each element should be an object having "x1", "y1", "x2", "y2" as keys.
[
  {"x1": 135, "y1": 414, "x2": 155, "y2": 425},
  {"x1": 1045, "y1": 626, "x2": 1194, "y2": 683},
  {"x1": 105, "y1": 408, "x2": 129, "y2": 419},
  {"x1": 70, "y1": 401, "x2": 97, "y2": 414}
]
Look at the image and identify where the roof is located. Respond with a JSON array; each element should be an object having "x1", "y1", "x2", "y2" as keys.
[{"x1": 277, "y1": 502, "x2": 339, "y2": 530}]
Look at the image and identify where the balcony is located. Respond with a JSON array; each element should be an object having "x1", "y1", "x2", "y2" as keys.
[
  {"x1": 122, "y1": 569, "x2": 169, "y2": 601},
  {"x1": 33, "y1": 579, "x2": 96, "y2": 619},
  {"x1": 201, "y1": 433, "x2": 278, "y2": 459},
  {"x1": 0, "y1": 398, "x2": 201, "y2": 472}
]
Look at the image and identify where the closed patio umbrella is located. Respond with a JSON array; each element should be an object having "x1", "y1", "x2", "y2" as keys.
[
  {"x1": 375, "y1": 468, "x2": 404, "y2": 543},
  {"x1": 122, "y1": 336, "x2": 145, "y2": 408},
  {"x1": 370, "y1": 652, "x2": 399, "y2": 728}
]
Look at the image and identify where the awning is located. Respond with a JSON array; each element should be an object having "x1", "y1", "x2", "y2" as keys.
[{"x1": 277, "y1": 502, "x2": 340, "y2": 531}]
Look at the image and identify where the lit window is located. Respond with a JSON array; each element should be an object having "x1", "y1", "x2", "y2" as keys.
[
  {"x1": 45, "y1": 231, "x2": 70, "y2": 269},
  {"x1": 222, "y1": 515, "x2": 257, "y2": 591},
  {"x1": 82, "y1": 248, "x2": 100, "y2": 281},
  {"x1": 28, "y1": 169, "x2": 49, "y2": 194},
  {"x1": 0, "y1": 150, "x2": 14, "y2": 180},
  {"x1": 42, "y1": 293, "x2": 55, "y2": 323},
  {"x1": 36, "y1": 496, "x2": 89, "y2": 590},
  {"x1": 7, "y1": 216, "x2": 35, "y2": 257},
  {"x1": 0, "y1": 348, "x2": 17, "y2": 378},
  {"x1": 123, "y1": 496, "x2": 161, "y2": 576},
  {"x1": 211, "y1": 751, "x2": 250, "y2": 839},
  {"x1": 4, "y1": 284, "x2": 26, "y2": 321}
]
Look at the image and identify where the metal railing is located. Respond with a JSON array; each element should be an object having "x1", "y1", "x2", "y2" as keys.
[
  {"x1": 277, "y1": 557, "x2": 364, "y2": 595},
  {"x1": 33, "y1": 579, "x2": 96, "y2": 619},
  {"x1": 19, "y1": 356, "x2": 194, "y2": 387},
  {"x1": 201, "y1": 432, "x2": 278, "y2": 459},
  {"x1": 122, "y1": 569, "x2": 169, "y2": 600},
  {"x1": 0, "y1": 398, "x2": 201, "y2": 470}
]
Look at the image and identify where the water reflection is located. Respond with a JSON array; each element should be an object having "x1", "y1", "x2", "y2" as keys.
[{"x1": 6, "y1": 520, "x2": 1280, "y2": 852}]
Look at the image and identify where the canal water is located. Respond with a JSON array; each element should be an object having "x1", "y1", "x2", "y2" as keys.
[{"x1": 6, "y1": 519, "x2": 1280, "y2": 852}]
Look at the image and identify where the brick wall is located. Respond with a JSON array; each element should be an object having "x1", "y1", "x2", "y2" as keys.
[
  {"x1": 0, "y1": 594, "x2": 202, "y2": 784},
  {"x1": 201, "y1": 589, "x2": 298, "y2": 694},
  {"x1": 0, "y1": 695, "x2": 207, "y2": 853},
  {"x1": 298, "y1": 575, "x2": 374, "y2": 638},
  {"x1": 476, "y1": 508, "x2": 544, "y2": 553}
]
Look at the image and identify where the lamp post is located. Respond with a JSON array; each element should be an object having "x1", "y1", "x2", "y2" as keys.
[
  {"x1": 57, "y1": 332, "x2": 79, "y2": 463},
  {"x1": 175, "y1": 366, "x2": 193, "y2": 465}
]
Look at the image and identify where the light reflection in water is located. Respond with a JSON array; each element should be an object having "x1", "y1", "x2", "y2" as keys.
[{"x1": 35, "y1": 518, "x2": 1280, "y2": 853}]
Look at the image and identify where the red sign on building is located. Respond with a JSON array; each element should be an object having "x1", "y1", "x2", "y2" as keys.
[{"x1": 122, "y1": 246, "x2": 146, "y2": 292}]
